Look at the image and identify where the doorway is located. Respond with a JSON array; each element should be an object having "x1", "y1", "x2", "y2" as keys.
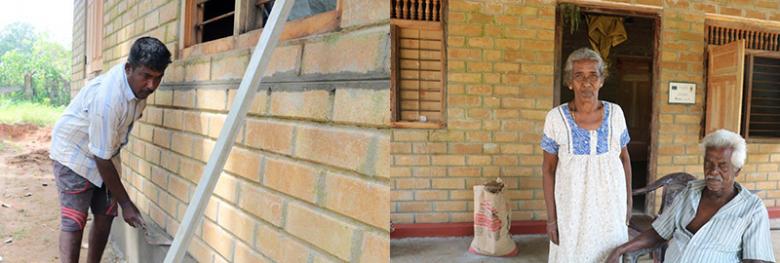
[{"x1": 556, "y1": 8, "x2": 658, "y2": 213}]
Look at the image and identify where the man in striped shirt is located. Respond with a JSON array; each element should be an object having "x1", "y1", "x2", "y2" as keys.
[
  {"x1": 606, "y1": 129, "x2": 775, "y2": 262},
  {"x1": 49, "y1": 37, "x2": 170, "y2": 263}
]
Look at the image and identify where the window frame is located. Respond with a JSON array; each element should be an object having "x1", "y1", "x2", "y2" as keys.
[
  {"x1": 179, "y1": 0, "x2": 342, "y2": 58},
  {"x1": 741, "y1": 51, "x2": 780, "y2": 141},
  {"x1": 85, "y1": 0, "x2": 104, "y2": 76},
  {"x1": 704, "y1": 19, "x2": 780, "y2": 141},
  {"x1": 390, "y1": 0, "x2": 447, "y2": 129}
]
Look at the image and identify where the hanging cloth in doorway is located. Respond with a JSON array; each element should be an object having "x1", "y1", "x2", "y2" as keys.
[{"x1": 587, "y1": 15, "x2": 628, "y2": 63}]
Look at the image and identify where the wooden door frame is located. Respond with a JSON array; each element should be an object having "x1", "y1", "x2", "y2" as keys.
[{"x1": 553, "y1": 3, "x2": 662, "y2": 215}]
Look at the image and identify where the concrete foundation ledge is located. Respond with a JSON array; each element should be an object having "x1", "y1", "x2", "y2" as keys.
[{"x1": 108, "y1": 218, "x2": 197, "y2": 263}]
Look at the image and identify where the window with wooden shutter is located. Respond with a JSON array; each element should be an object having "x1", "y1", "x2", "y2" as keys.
[
  {"x1": 182, "y1": 0, "x2": 340, "y2": 51},
  {"x1": 391, "y1": 0, "x2": 445, "y2": 128},
  {"x1": 240, "y1": 0, "x2": 338, "y2": 33},
  {"x1": 85, "y1": 0, "x2": 103, "y2": 75},
  {"x1": 742, "y1": 55, "x2": 780, "y2": 138},
  {"x1": 705, "y1": 21, "x2": 780, "y2": 139}
]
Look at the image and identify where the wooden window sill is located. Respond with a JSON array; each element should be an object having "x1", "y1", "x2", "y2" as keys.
[
  {"x1": 392, "y1": 121, "x2": 445, "y2": 129},
  {"x1": 746, "y1": 137, "x2": 780, "y2": 144}
]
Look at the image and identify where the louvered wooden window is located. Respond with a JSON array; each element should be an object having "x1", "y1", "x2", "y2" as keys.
[
  {"x1": 705, "y1": 22, "x2": 780, "y2": 139},
  {"x1": 742, "y1": 55, "x2": 780, "y2": 138},
  {"x1": 391, "y1": 0, "x2": 445, "y2": 128}
]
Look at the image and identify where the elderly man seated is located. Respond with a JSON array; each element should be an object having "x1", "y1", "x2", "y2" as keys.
[{"x1": 607, "y1": 129, "x2": 775, "y2": 263}]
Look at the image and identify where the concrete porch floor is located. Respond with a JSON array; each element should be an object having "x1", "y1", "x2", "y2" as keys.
[
  {"x1": 390, "y1": 220, "x2": 780, "y2": 262},
  {"x1": 391, "y1": 234, "x2": 550, "y2": 263}
]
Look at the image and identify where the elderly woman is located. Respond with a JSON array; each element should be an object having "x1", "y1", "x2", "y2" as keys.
[{"x1": 541, "y1": 47, "x2": 633, "y2": 262}]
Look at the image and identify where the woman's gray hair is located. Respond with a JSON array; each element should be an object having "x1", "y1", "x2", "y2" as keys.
[
  {"x1": 700, "y1": 129, "x2": 747, "y2": 169},
  {"x1": 563, "y1": 47, "x2": 608, "y2": 83}
]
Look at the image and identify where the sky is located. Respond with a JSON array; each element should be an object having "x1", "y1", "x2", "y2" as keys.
[{"x1": 0, "y1": 0, "x2": 74, "y2": 48}]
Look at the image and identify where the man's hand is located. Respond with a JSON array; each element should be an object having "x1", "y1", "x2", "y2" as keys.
[
  {"x1": 94, "y1": 157, "x2": 144, "y2": 228},
  {"x1": 605, "y1": 247, "x2": 624, "y2": 263},
  {"x1": 547, "y1": 220, "x2": 559, "y2": 245},
  {"x1": 606, "y1": 229, "x2": 665, "y2": 263},
  {"x1": 121, "y1": 201, "x2": 146, "y2": 229}
]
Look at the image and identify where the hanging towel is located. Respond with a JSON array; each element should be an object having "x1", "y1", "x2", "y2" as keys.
[{"x1": 587, "y1": 15, "x2": 628, "y2": 62}]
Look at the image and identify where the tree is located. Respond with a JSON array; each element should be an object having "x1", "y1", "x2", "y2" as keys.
[
  {"x1": 0, "y1": 22, "x2": 71, "y2": 105},
  {"x1": 0, "y1": 22, "x2": 37, "y2": 57}
]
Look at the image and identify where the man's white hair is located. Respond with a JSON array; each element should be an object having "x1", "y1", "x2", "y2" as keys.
[{"x1": 700, "y1": 129, "x2": 747, "y2": 169}]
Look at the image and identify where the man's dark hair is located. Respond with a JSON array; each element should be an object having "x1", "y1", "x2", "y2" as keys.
[{"x1": 127, "y1": 36, "x2": 171, "y2": 72}]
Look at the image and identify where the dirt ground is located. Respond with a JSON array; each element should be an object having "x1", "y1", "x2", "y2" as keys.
[{"x1": 0, "y1": 124, "x2": 120, "y2": 263}]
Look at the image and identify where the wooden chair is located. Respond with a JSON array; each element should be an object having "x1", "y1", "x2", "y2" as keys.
[{"x1": 623, "y1": 172, "x2": 696, "y2": 263}]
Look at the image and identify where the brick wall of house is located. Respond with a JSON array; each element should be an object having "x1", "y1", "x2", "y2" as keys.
[
  {"x1": 390, "y1": 0, "x2": 780, "y2": 225},
  {"x1": 651, "y1": 0, "x2": 780, "y2": 207},
  {"x1": 72, "y1": 0, "x2": 391, "y2": 262},
  {"x1": 71, "y1": 0, "x2": 86, "y2": 96}
]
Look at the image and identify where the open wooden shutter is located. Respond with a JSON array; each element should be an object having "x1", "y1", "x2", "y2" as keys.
[
  {"x1": 706, "y1": 39, "x2": 745, "y2": 134},
  {"x1": 391, "y1": 0, "x2": 445, "y2": 127}
]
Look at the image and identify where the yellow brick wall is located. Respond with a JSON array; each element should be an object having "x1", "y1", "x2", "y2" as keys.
[
  {"x1": 390, "y1": 0, "x2": 780, "y2": 225},
  {"x1": 71, "y1": 0, "x2": 86, "y2": 96},
  {"x1": 74, "y1": 0, "x2": 391, "y2": 262},
  {"x1": 650, "y1": 0, "x2": 780, "y2": 209},
  {"x1": 392, "y1": 0, "x2": 556, "y2": 224}
]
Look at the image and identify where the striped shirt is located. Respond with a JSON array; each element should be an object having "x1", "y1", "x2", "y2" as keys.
[
  {"x1": 49, "y1": 62, "x2": 145, "y2": 187},
  {"x1": 652, "y1": 179, "x2": 775, "y2": 262}
]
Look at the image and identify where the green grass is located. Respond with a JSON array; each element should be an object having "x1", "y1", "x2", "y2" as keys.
[{"x1": 0, "y1": 98, "x2": 64, "y2": 126}]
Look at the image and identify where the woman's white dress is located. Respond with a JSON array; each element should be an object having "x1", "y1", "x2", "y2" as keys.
[{"x1": 541, "y1": 101, "x2": 630, "y2": 262}]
